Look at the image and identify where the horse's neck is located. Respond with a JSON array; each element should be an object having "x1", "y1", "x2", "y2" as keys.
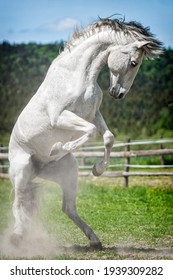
[
  {"x1": 63, "y1": 32, "x2": 118, "y2": 83},
  {"x1": 80, "y1": 46, "x2": 109, "y2": 82}
]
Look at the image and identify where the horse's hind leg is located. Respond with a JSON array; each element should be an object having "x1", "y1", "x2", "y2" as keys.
[
  {"x1": 61, "y1": 156, "x2": 102, "y2": 248},
  {"x1": 9, "y1": 151, "x2": 37, "y2": 244},
  {"x1": 38, "y1": 153, "x2": 102, "y2": 248}
]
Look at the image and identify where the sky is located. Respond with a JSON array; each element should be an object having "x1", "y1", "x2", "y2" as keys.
[{"x1": 0, "y1": 0, "x2": 173, "y2": 48}]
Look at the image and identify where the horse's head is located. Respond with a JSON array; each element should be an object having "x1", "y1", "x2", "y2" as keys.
[{"x1": 108, "y1": 41, "x2": 150, "y2": 99}]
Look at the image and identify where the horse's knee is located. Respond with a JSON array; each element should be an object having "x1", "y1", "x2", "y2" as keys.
[
  {"x1": 104, "y1": 131, "x2": 114, "y2": 148},
  {"x1": 87, "y1": 124, "x2": 97, "y2": 138}
]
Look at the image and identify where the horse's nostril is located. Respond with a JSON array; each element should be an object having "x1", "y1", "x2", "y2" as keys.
[{"x1": 118, "y1": 93, "x2": 124, "y2": 99}]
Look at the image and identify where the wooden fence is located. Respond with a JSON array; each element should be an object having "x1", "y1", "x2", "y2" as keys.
[
  {"x1": 75, "y1": 138, "x2": 173, "y2": 186},
  {"x1": 0, "y1": 139, "x2": 173, "y2": 186}
]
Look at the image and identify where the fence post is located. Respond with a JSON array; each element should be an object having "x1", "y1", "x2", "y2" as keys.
[
  {"x1": 124, "y1": 138, "x2": 130, "y2": 187},
  {"x1": 0, "y1": 144, "x2": 3, "y2": 173},
  {"x1": 160, "y1": 137, "x2": 165, "y2": 165}
]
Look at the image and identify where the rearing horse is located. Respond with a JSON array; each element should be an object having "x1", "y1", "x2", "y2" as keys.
[{"x1": 9, "y1": 18, "x2": 162, "y2": 248}]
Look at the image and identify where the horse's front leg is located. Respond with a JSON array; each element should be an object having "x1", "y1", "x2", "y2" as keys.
[
  {"x1": 49, "y1": 110, "x2": 97, "y2": 156},
  {"x1": 92, "y1": 111, "x2": 114, "y2": 176}
]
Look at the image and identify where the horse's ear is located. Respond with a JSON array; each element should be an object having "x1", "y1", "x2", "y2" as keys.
[
  {"x1": 134, "y1": 41, "x2": 151, "y2": 49},
  {"x1": 122, "y1": 41, "x2": 151, "y2": 53}
]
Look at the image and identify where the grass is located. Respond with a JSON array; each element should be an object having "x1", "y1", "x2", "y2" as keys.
[
  {"x1": 0, "y1": 176, "x2": 173, "y2": 259},
  {"x1": 0, "y1": 180, "x2": 12, "y2": 231}
]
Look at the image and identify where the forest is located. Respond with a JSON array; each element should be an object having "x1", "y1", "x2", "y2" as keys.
[{"x1": 0, "y1": 41, "x2": 173, "y2": 145}]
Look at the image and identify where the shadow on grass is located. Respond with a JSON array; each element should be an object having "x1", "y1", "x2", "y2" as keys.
[
  {"x1": 1, "y1": 244, "x2": 173, "y2": 259},
  {"x1": 59, "y1": 244, "x2": 173, "y2": 258}
]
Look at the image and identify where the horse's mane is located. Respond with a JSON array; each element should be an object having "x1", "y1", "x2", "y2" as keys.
[{"x1": 65, "y1": 16, "x2": 163, "y2": 58}]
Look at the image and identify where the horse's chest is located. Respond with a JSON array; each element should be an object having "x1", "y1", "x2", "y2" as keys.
[{"x1": 76, "y1": 90, "x2": 101, "y2": 120}]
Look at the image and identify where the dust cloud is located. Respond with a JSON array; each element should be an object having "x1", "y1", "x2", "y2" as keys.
[
  {"x1": 0, "y1": 184, "x2": 63, "y2": 259},
  {"x1": 0, "y1": 217, "x2": 62, "y2": 259}
]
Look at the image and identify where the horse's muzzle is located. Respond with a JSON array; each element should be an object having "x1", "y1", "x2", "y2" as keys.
[{"x1": 109, "y1": 85, "x2": 125, "y2": 99}]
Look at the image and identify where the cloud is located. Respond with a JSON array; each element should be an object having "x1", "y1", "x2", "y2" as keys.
[
  {"x1": 8, "y1": 28, "x2": 14, "y2": 34},
  {"x1": 43, "y1": 18, "x2": 79, "y2": 32},
  {"x1": 20, "y1": 28, "x2": 30, "y2": 33}
]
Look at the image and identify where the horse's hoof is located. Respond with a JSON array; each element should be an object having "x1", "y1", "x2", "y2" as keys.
[
  {"x1": 10, "y1": 233, "x2": 22, "y2": 246},
  {"x1": 92, "y1": 163, "x2": 103, "y2": 176},
  {"x1": 90, "y1": 242, "x2": 103, "y2": 250},
  {"x1": 50, "y1": 142, "x2": 63, "y2": 156}
]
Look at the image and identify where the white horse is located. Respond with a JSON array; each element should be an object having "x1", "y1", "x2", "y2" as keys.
[{"x1": 9, "y1": 18, "x2": 162, "y2": 248}]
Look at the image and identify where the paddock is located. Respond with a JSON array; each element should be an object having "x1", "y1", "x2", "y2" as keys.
[
  {"x1": 0, "y1": 138, "x2": 173, "y2": 259},
  {"x1": 0, "y1": 174, "x2": 173, "y2": 259}
]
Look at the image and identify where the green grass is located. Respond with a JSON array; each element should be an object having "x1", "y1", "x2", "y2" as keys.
[
  {"x1": 41, "y1": 179, "x2": 173, "y2": 246},
  {"x1": 0, "y1": 177, "x2": 173, "y2": 259},
  {"x1": 0, "y1": 180, "x2": 12, "y2": 231}
]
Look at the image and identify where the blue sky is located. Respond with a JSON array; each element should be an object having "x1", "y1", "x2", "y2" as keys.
[{"x1": 0, "y1": 0, "x2": 173, "y2": 47}]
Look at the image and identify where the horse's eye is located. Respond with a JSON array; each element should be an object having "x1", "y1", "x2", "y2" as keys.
[{"x1": 131, "y1": 60, "x2": 138, "y2": 67}]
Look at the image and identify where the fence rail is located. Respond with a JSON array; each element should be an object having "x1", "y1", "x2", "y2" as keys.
[
  {"x1": 0, "y1": 139, "x2": 173, "y2": 186},
  {"x1": 74, "y1": 148, "x2": 173, "y2": 158}
]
